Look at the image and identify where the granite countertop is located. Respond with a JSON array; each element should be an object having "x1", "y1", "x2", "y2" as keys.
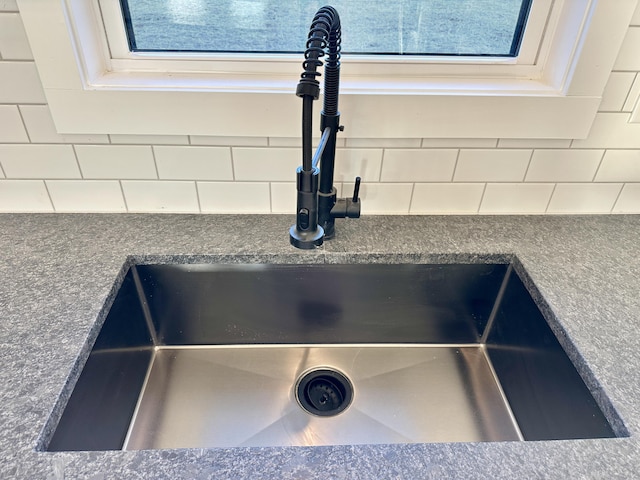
[{"x1": 1, "y1": 213, "x2": 639, "y2": 479}]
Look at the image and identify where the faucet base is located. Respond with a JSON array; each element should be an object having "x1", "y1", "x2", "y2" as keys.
[{"x1": 289, "y1": 225, "x2": 324, "y2": 249}]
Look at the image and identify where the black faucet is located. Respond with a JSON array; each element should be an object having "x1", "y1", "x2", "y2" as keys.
[{"x1": 289, "y1": 6, "x2": 361, "y2": 249}]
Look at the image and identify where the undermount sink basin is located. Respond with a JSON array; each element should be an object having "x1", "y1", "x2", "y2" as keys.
[{"x1": 46, "y1": 261, "x2": 621, "y2": 451}]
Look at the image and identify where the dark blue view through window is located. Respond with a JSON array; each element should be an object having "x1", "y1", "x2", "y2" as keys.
[{"x1": 119, "y1": 0, "x2": 533, "y2": 57}]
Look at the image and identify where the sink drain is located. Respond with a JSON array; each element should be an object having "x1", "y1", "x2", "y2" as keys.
[{"x1": 295, "y1": 368, "x2": 353, "y2": 417}]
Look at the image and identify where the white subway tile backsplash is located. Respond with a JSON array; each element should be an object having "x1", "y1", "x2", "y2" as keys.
[
  {"x1": 154, "y1": 146, "x2": 233, "y2": 180},
  {"x1": 268, "y1": 137, "x2": 345, "y2": 148},
  {"x1": 595, "y1": 150, "x2": 640, "y2": 181},
  {"x1": 632, "y1": 3, "x2": 640, "y2": 25},
  {"x1": 76, "y1": 145, "x2": 156, "y2": 179},
  {"x1": 625, "y1": 74, "x2": 640, "y2": 112},
  {"x1": 0, "y1": 62, "x2": 46, "y2": 104},
  {"x1": 18, "y1": 105, "x2": 109, "y2": 144},
  {"x1": 0, "y1": 13, "x2": 32, "y2": 60},
  {"x1": 267, "y1": 138, "x2": 304, "y2": 148},
  {"x1": 547, "y1": 183, "x2": 623, "y2": 213},
  {"x1": 270, "y1": 182, "x2": 296, "y2": 214},
  {"x1": 497, "y1": 139, "x2": 572, "y2": 149},
  {"x1": 381, "y1": 149, "x2": 457, "y2": 182},
  {"x1": 122, "y1": 181, "x2": 199, "y2": 213},
  {"x1": 345, "y1": 138, "x2": 421, "y2": 148},
  {"x1": 614, "y1": 27, "x2": 640, "y2": 71},
  {"x1": 454, "y1": 150, "x2": 531, "y2": 182},
  {"x1": 109, "y1": 134, "x2": 189, "y2": 145},
  {"x1": 345, "y1": 182, "x2": 412, "y2": 214},
  {"x1": 233, "y1": 147, "x2": 300, "y2": 181},
  {"x1": 0, "y1": 10, "x2": 640, "y2": 216},
  {"x1": 410, "y1": 183, "x2": 484, "y2": 214},
  {"x1": 599, "y1": 72, "x2": 636, "y2": 111},
  {"x1": 0, "y1": 1, "x2": 18, "y2": 12},
  {"x1": 613, "y1": 184, "x2": 640, "y2": 212},
  {"x1": 233, "y1": 146, "x2": 376, "y2": 184},
  {"x1": 198, "y1": 182, "x2": 270, "y2": 213},
  {"x1": 421, "y1": 139, "x2": 497, "y2": 148},
  {"x1": 0, "y1": 105, "x2": 28, "y2": 142},
  {"x1": 572, "y1": 113, "x2": 640, "y2": 149},
  {"x1": 46, "y1": 180, "x2": 126, "y2": 212},
  {"x1": 526, "y1": 150, "x2": 603, "y2": 182},
  {"x1": 480, "y1": 183, "x2": 554, "y2": 214},
  {"x1": 0, "y1": 180, "x2": 52, "y2": 211},
  {"x1": 334, "y1": 149, "x2": 383, "y2": 183},
  {"x1": 0, "y1": 145, "x2": 80, "y2": 178},
  {"x1": 190, "y1": 135, "x2": 268, "y2": 147}
]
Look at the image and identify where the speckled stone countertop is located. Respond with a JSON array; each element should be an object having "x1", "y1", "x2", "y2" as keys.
[{"x1": 1, "y1": 214, "x2": 639, "y2": 479}]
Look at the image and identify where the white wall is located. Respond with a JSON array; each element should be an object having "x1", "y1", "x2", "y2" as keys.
[{"x1": 1, "y1": 1, "x2": 640, "y2": 214}]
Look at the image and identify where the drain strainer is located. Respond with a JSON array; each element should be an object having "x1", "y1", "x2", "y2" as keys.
[{"x1": 295, "y1": 368, "x2": 353, "y2": 417}]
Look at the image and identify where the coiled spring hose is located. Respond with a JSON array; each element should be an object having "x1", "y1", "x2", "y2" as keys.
[{"x1": 296, "y1": 6, "x2": 341, "y2": 172}]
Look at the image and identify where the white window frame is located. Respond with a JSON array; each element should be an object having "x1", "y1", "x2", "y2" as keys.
[
  {"x1": 101, "y1": 0, "x2": 548, "y2": 76},
  {"x1": 16, "y1": 0, "x2": 639, "y2": 139}
]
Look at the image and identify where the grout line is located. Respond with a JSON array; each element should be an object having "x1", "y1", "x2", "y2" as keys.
[
  {"x1": 610, "y1": 183, "x2": 625, "y2": 213},
  {"x1": 591, "y1": 150, "x2": 607, "y2": 182},
  {"x1": 378, "y1": 149, "x2": 385, "y2": 182},
  {"x1": 621, "y1": 73, "x2": 638, "y2": 111},
  {"x1": 522, "y1": 149, "x2": 535, "y2": 182},
  {"x1": 150, "y1": 146, "x2": 160, "y2": 179},
  {"x1": 0, "y1": 177, "x2": 288, "y2": 183},
  {"x1": 477, "y1": 183, "x2": 488, "y2": 213},
  {"x1": 0, "y1": 58, "x2": 37, "y2": 63},
  {"x1": 71, "y1": 144, "x2": 84, "y2": 179},
  {"x1": 544, "y1": 184, "x2": 558, "y2": 213},
  {"x1": 194, "y1": 181, "x2": 202, "y2": 213},
  {"x1": 598, "y1": 110, "x2": 635, "y2": 114},
  {"x1": 42, "y1": 180, "x2": 56, "y2": 212},
  {"x1": 0, "y1": 102, "x2": 48, "y2": 107},
  {"x1": 450, "y1": 149, "x2": 461, "y2": 182},
  {"x1": 15, "y1": 105, "x2": 32, "y2": 143},
  {"x1": 229, "y1": 147, "x2": 236, "y2": 181},
  {"x1": 407, "y1": 182, "x2": 416, "y2": 213},
  {"x1": 0, "y1": 176, "x2": 91, "y2": 181},
  {"x1": 108, "y1": 140, "x2": 191, "y2": 147},
  {"x1": 119, "y1": 180, "x2": 130, "y2": 212},
  {"x1": 268, "y1": 182, "x2": 273, "y2": 213}
]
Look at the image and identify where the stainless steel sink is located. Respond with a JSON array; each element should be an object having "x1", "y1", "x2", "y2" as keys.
[{"x1": 46, "y1": 261, "x2": 621, "y2": 451}]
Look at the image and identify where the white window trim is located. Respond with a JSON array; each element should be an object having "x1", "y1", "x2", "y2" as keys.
[
  {"x1": 16, "y1": 0, "x2": 639, "y2": 139},
  {"x1": 100, "y1": 0, "x2": 550, "y2": 75}
]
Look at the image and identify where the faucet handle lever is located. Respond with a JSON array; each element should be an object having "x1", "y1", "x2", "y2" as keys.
[{"x1": 352, "y1": 176, "x2": 361, "y2": 202}]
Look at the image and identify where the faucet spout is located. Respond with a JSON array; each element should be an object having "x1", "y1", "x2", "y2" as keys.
[{"x1": 289, "y1": 6, "x2": 361, "y2": 249}]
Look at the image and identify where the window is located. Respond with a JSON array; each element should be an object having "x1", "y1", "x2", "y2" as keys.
[
  {"x1": 118, "y1": 0, "x2": 532, "y2": 57},
  {"x1": 16, "y1": 0, "x2": 639, "y2": 139}
]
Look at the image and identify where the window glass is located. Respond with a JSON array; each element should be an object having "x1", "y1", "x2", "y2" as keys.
[{"x1": 120, "y1": 0, "x2": 533, "y2": 56}]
